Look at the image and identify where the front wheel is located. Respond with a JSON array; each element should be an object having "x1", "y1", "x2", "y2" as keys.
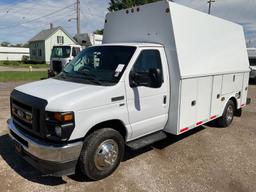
[
  {"x1": 216, "y1": 100, "x2": 235, "y2": 127},
  {"x1": 78, "y1": 128, "x2": 124, "y2": 181}
]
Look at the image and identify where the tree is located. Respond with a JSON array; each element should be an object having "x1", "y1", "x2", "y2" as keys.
[
  {"x1": 1, "y1": 41, "x2": 11, "y2": 47},
  {"x1": 94, "y1": 29, "x2": 104, "y2": 35},
  {"x1": 108, "y1": 0, "x2": 160, "y2": 11}
]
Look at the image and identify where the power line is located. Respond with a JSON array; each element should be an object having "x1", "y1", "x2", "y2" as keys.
[{"x1": 0, "y1": 3, "x2": 76, "y2": 30}]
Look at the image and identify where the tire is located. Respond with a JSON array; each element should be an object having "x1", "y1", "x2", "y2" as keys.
[
  {"x1": 78, "y1": 128, "x2": 124, "y2": 181},
  {"x1": 216, "y1": 100, "x2": 235, "y2": 127}
]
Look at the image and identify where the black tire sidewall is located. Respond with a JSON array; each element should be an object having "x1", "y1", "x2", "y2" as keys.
[
  {"x1": 218, "y1": 100, "x2": 235, "y2": 127},
  {"x1": 79, "y1": 128, "x2": 124, "y2": 180}
]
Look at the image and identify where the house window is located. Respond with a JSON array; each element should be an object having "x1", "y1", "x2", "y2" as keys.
[
  {"x1": 72, "y1": 47, "x2": 81, "y2": 57},
  {"x1": 38, "y1": 49, "x2": 42, "y2": 57},
  {"x1": 57, "y1": 36, "x2": 64, "y2": 44},
  {"x1": 32, "y1": 49, "x2": 36, "y2": 56}
]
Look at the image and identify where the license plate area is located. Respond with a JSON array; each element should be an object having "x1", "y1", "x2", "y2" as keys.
[{"x1": 14, "y1": 140, "x2": 24, "y2": 154}]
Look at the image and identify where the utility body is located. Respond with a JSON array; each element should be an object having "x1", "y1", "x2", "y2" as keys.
[{"x1": 8, "y1": 1, "x2": 250, "y2": 180}]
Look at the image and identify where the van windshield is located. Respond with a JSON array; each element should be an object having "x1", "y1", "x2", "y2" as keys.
[
  {"x1": 58, "y1": 46, "x2": 136, "y2": 86},
  {"x1": 51, "y1": 46, "x2": 71, "y2": 58},
  {"x1": 249, "y1": 58, "x2": 256, "y2": 66}
]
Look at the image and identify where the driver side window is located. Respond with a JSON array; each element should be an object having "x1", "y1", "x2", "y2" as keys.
[
  {"x1": 133, "y1": 50, "x2": 162, "y2": 73},
  {"x1": 131, "y1": 49, "x2": 163, "y2": 88}
]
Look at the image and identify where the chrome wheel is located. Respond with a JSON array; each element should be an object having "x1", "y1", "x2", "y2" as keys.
[
  {"x1": 226, "y1": 105, "x2": 234, "y2": 123},
  {"x1": 94, "y1": 139, "x2": 119, "y2": 171}
]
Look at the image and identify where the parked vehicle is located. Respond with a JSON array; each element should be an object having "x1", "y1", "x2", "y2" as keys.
[
  {"x1": 74, "y1": 33, "x2": 103, "y2": 48},
  {"x1": 7, "y1": 1, "x2": 251, "y2": 181},
  {"x1": 48, "y1": 44, "x2": 82, "y2": 77},
  {"x1": 247, "y1": 48, "x2": 256, "y2": 80}
]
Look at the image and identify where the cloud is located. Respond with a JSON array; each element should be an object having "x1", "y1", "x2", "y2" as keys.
[
  {"x1": 0, "y1": 0, "x2": 255, "y2": 46},
  {"x1": 0, "y1": 0, "x2": 108, "y2": 44},
  {"x1": 177, "y1": 0, "x2": 256, "y2": 46}
]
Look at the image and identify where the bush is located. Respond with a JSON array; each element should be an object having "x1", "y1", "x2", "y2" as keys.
[
  {"x1": 25, "y1": 60, "x2": 46, "y2": 64},
  {"x1": 2, "y1": 60, "x2": 21, "y2": 66}
]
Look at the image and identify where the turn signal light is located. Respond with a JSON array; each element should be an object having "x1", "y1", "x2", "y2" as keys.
[{"x1": 53, "y1": 112, "x2": 74, "y2": 122}]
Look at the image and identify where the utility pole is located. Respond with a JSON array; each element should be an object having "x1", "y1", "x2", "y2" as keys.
[
  {"x1": 76, "y1": 0, "x2": 81, "y2": 35},
  {"x1": 208, "y1": 0, "x2": 215, "y2": 15}
]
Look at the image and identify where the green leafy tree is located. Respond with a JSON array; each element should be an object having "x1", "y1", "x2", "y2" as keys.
[
  {"x1": 1, "y1": 41, "x2": 11, "y2": 47},
  {"x1": 94, "y1": 29, "x2": 104, "y2": 35},
  {"x1": 108, "y1": 0, "x2": 160, "y2": 11}
]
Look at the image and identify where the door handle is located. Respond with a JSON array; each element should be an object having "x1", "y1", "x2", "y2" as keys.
[{"x1": 163, "y1": 95, "x2": 167, "y2": 104}]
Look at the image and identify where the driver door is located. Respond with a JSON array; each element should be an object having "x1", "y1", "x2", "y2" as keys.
[{"x1": 125, "y1": 48, "x2": 169, "y2": 139}]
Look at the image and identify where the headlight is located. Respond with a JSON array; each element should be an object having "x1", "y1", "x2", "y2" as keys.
[
  {"x1": 46, "y1": 111, "x2": 74, "y2": 123},
  {"x1": 55, "y1": 126, "x2": 62, "y2": 137},
  {"x1": 45, "y1": 111, "x2": 75, "y2": 141}
]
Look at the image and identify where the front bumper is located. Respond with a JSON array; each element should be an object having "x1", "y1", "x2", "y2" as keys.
[{"x1": 7, "y1": 118, "x2": 83, "y2": 176}]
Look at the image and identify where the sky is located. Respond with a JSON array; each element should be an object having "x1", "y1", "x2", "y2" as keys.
[{"x1": 0, "y1": 0, "x2": 255, "y2": 47}]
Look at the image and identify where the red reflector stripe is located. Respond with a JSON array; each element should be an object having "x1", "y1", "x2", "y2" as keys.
[
  {"x1": 210, "y1": 115, "x2": 217, "y2": 120},
  {"x1": 180, "y1": 127, "x2": 189, "y2": 133},
  {"x1": 196, "y1": 121, "x2": 203, "y2": 126}
]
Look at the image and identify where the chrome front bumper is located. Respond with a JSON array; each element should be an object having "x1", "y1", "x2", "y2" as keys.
[{"x1": 7, "y1": 118, "x2": 83, "y2": 163}]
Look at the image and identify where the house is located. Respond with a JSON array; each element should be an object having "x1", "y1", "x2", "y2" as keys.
[
  {"x1": 29, "y1": 26, "x2": 77, "y2": 64},
  {"x1": 0, "y1": 47, "x2": 29, "y2": 61}
]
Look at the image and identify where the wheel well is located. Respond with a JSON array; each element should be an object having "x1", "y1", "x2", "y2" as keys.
[
  {"x1": 85, "y1": 120, "x2": 127, "y2": 140},
  {"x1": 229, "y1": 97, "x2": 242, "y2": 117},
  {"x1": 229, "y1": 97, "x2": 238, "y2": 110}
]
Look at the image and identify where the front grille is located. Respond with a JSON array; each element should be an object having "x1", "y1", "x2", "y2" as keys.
[
  {"x1": 52, "y1": 61, "x2": 62, "y2": 74},
  {"x1": 11, "y1": 90, "x2": 48, "y2": 139}
]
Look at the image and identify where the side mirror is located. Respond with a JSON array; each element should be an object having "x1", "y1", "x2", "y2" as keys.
[
  {"x1": 129, "y1": 68, "x2": 163, "y2": 88},
  {"x1": 129, "y1": 71, "x2": 140, "y2": 88},
  {"x1": 149, "y1": 68, "x2": 163, "y2": 88}
]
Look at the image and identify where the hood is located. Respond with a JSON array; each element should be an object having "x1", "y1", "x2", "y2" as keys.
[{"x1": 15, "y1": 79, "x2": 125, "y2": 111}]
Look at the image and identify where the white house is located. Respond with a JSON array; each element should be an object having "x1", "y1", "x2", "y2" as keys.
[
  {"x1": 0, "y1": 47, "x2": 29, "y2": 61},
  {"x1": 29, "y1": 26, "x2": 77, "y2": 64}
]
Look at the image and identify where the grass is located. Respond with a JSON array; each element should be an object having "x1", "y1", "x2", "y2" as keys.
[
  {"x1": 0, "y1": 71, "x2": 47, "y2": 82},
  {"x1": 0, "y1": 61, "x2": 48, "y2": 69}
]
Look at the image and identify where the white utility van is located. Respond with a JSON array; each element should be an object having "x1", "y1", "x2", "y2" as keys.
[
  {"x1": 48, "y1": 44, "x2": 82, "y2": 77},
  {"x1": 247, "y1": 48, "x2": 256, "y2": 80},
  {"x1": 7, "y1": 1, "x2": 250, "y2": 180}
]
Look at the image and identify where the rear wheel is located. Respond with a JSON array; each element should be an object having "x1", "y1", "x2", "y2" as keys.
[
  {"x1": 216, "y1": 100, "x2": 235, "y2": 127},
  {"x1": 78, "y1": 128, "x2": 124, "y2": 180}
]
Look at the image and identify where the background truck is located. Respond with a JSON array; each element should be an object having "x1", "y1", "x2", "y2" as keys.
[
  {"x1": 247, "y1": 48, "x2": 256, "y2": 80},
  {"x1": 7, "y1": 1, "x2": 250, "y2": 181},
  {"x1": 74, "y1": 33, "x2": 103, "y2": 48},
  {"x1": 48, "y1": 44, "x2": 82, "y2": 77}
]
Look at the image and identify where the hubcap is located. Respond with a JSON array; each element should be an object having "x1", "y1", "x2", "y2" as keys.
[
  {"x1": 94, "y1": 139, "x2": 119, "y2": 171},
  {"x1": 226, "y1": 105, "x2": 234, "y2": 123}
]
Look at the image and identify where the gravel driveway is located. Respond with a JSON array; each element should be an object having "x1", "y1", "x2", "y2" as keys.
[{"x1": 0, "y1": 81, "x2": 255, "y2": 192}]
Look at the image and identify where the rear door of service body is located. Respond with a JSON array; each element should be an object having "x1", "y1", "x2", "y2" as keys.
[{"x1": 125, "y1": 47, "x2": 169, "y2": 139}]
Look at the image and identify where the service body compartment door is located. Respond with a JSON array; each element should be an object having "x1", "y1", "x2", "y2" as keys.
[
  {"x1": 196, "y1": 77, "x2": 212, "y2": 123},
  {"x1": 179, "y1": 79, "x2": 197, "y2": 131},
  {"x1": 222, "y1": 73, "x2": 243, "y2": 95},
  {"x1": 241, "y1": 73, "x2": 250, "y2": 107},
  {"x1": 211, "y1": 75, "x2": 223, "y2": 117}
]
